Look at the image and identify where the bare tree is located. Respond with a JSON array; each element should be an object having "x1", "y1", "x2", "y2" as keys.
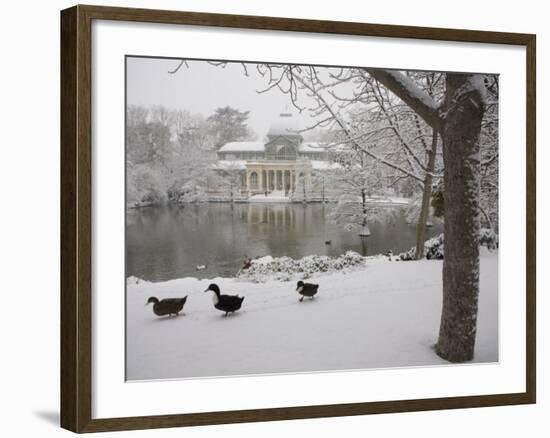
[
  {"x1": 127, "y1": 104, "x2": 149, "y2": 127},
  {"x1": 369, "y1": 69, "x2": 486, "y2": 362},
  {"x1": 253, "y1": 64, "x2": 445, "y2": 253},
  {"x1": 479, "y1": 75, "x2": 499, "y2": 234},
  {"x1": 328, "y1": 149, "x2": 388, "y2": 236},
  {"x1": 255, "y1": 63, "x2": 487, "y2": 362},
  {"x1": 150, "y1": 104, "x2": 175, "y2": 127},
  {"x1": 214, "y1": 161, "x2": 244, "y2": 203},
  {"x1": 292, "y1": 159, "x2": 311, "y2": 203},
  {"x1": 170, "y1": 59, "x2": 491, "y2": 362}
]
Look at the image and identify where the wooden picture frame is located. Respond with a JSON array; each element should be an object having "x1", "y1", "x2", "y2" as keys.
[{"x1": 60, "y1": 4, "x2": 536, "y2": 433}]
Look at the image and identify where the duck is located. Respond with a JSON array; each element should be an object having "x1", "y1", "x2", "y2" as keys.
[
  {"x1": 196, "y1": 264, "x2": 207, "y2": 271},
  {"x1": 325, "y1": 240, "x2": 332, "y2": 245},
  {"x1": 296, "y1": 281, "x2": 319, "y2": 302},
  {"x1": 204, "y1": 283, "x2": 245, "y2": 316},
  {"x1": 146, "y1": 296, "x2": 187, "y2": 317}
]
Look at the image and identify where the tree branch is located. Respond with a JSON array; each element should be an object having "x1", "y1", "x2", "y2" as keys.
[{"x1": 365, "y1": 69, "x2": 442, "y2": 133}]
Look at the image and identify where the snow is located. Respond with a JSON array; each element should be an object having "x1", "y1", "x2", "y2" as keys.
[
  {"x1": 267, "y1": 113, "x2": 303, "y2": 137},
  {"x1": 359, "y1": 225, "x2": 371, "y2": 236},
  {"x1": 399, "y1": 234, "x2": 444, "y2": 261},
  {"x1": 369, "y1": 195, "x2": 410, "y2": 205},
  {"x1": 217, "y1": 141, "x2": 329, "y2": 155},
  {"x1": 399, "y1": 229, "x2": 498, "y2": 261},
  {"x1": 238, "y1": 251, "x2": 368, "y2": 282},
  {"x1": 217, "y1": 141, "x2": 265, "y2": 152},
  {"x1": 454, "y1": 74, "x2": 488, "y2": 107},
  {"x1": 336, "y1": 195, "x2": 410, "y2": 205},
  {"x1": 298, "y1": 142, "x2": 326, "y2": 153},
  {"x1": 385, "y1": 70, "x2": 439, "y2": 111},
  {"x1": 310, "y1": 160, "x2": 340, "y2": 170},
  {"x1": 126, "y1": 276, "x2": 150, "y2": 285},
  {"x1": 249, "y1": 191, "x2": 289, "y2": 203},
  {"x1": 126, "y1": 249, "x2": 498, "y2": 381},
  {"x1": 213, "y1": 159, "x2": 247, "y2": 170}
]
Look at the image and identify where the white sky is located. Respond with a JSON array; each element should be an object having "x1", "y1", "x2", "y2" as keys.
[{"x1": 126, "y1": 57, "x2": 323, "y2": 139}]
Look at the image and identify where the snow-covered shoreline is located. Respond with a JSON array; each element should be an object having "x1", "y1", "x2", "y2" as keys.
[
  {"x1": 127, "y1": 250, "x2": 397, "y2": 286},
  {"x1": 126, "y1": 248, "x2": 498, "y2": 381},
  {"x1": 127, "y1": 229, "x2": 497, "y2": 285}
]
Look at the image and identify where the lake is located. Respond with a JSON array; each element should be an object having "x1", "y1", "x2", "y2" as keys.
[{"x1": 126, "y1": 203, "x2": 443, "y2": 282}]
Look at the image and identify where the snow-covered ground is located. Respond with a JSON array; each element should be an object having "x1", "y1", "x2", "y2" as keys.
[
  {"x1": 368, "y1": 195, "x2": 410, "y2": 205},
  {"x1": 249, "y1": 190, "x2": 289, "y2": 203},
  {"x1": 126, "y1": 249, "x2": 498, "y2": 381}
]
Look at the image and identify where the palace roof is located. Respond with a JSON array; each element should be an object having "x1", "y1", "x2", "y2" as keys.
[
  {"x1": 218, "y1": 141, "x2": 265, "y2": 152},
  {"x1": 218, "y1": 141, "x2": 326, "y2": 153},
  {"x1": 212, "y1": 160, "x2": 248, "y2": 170}
]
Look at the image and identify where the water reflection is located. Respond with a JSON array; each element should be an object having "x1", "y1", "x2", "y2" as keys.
[{"x1": 126, "y1": 203, "x2": 442, "y2": 282}]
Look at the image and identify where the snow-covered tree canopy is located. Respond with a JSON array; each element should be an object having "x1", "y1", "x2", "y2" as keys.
[{"x1": 126, "y1": 105, "x2": 233, "y2": 207}]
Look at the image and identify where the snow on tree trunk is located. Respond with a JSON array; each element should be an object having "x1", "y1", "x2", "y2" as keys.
[
  {"x1": 359, "y1": 225, "x2": 371, "y2": 237},
  {"x1": 435, "y1": 74, "x2": 485, "y2": 362},
  {"x1": 415, "y1": 130, "x2": 438, "y2": 259}
]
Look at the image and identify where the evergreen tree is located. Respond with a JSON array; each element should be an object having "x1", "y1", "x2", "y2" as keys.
[{"x1": 207, "y1": 106, "x2": 251, "y2": 149}]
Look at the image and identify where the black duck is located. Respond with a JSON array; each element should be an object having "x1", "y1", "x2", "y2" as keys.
[
  {"x1": 204, "y1": 283, "x2": 245, "y2": 316},
  {"x1": 296, "y1": 281, "x2": 319, "y2": 302},
  {"x1": 146, "y1": 296, "x2": 187, "y2": 317}
]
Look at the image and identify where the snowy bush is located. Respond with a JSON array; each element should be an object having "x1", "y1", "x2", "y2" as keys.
[
  {"x1": 399, "y1": 233, "x2": 444, "y2": 261},
  {"x1": 398, "y1": 247, "x2": 415, "y2": 261},
  {"x1": 177, "y1": 181, "x2": 208, "y2": 204},
  {"x1": 399, "y1": 228, "x2": 498, "y2": 261},
  {"x1": 238, "y1": 251, "x2": 367, "y2": 283},
  {"x1": 127, "y1": 163, "x2": 167, "y2": 208},
  {"x1": 425, "y1": 234, "x2": 445, "y2": 260}
]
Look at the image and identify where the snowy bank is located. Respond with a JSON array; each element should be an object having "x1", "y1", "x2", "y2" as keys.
[{"x1": 126, "y1": 248, "x2": 498, "y2": 381}]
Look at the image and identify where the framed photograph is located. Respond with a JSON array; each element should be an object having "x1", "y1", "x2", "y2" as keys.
[{"x1": 60, "y1": 4, "x2": 536, "y2": 433}]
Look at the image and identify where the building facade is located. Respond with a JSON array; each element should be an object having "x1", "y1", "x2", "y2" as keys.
[{"x1": 216, "y1": 113, "x2": 330, "y2": 197}]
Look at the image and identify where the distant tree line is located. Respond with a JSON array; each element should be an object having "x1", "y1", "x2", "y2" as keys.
[{"x1": 126, "y1": 105, "x2": 252, "y2": 207}]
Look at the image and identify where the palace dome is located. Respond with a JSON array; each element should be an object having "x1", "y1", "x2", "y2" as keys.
[{"x1": 267, "y1": 113, "x2": 303, "y2": 139}]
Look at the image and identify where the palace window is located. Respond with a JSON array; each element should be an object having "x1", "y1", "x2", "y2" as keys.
[
  {"x1": 276, "y1": 145, "x2": 296, "y2": 160},
  {"x1": 250, "y1": 172, "x2": 258, "y2": 188}
]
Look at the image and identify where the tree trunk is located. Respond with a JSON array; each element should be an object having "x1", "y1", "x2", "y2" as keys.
[
  {"x1": 435, "y1": 74, "x2": 485, "y2": 362},
  {"x1": 359, "y1": 188, "x2": 371, "y2": 236},
  {"x1": 415, "y1": 130, "x2": 438, "y2": 259},
  {"x1": 367, "y1": 69, "x2": 486, "y2": 363}
]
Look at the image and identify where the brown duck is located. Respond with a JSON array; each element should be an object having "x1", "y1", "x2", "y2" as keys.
[{"x1": 146, "y1": 296, "x2": 187, "y2": 317}]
